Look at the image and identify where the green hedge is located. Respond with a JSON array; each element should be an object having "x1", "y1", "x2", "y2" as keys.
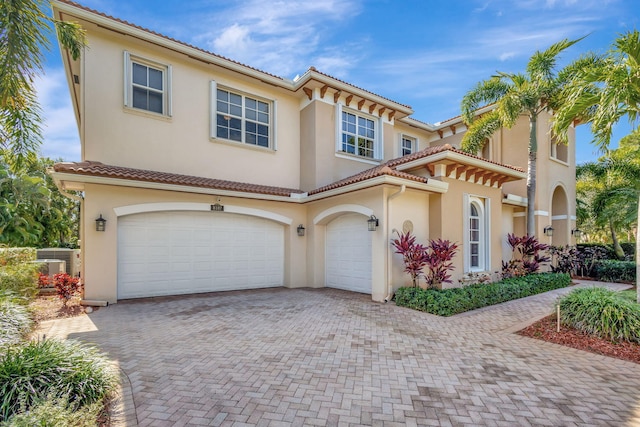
[
  {"x1": 0, "y1": 249, "x2": 36, "y2": 267},
  {"x1": 0, "y1": 264, "x2": 39, "y2": 303},
  {"x1": 395, "y1": 273, "x2": 571, "y2": 316},
  {"x1": 592, "y1": 260, "x2": 636, "y2": 283}
]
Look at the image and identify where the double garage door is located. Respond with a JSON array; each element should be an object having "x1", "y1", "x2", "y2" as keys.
[{"x1": 117, "y1": 211, "x2": 284, "y2": 299}]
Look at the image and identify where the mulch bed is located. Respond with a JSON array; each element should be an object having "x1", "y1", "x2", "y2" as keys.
[
  {"x1": 518, "y1": 314, "x2": 640, "y2": 364},
  {"x1": 29, "y1": 295, "x2": 87, "y2": 323}
]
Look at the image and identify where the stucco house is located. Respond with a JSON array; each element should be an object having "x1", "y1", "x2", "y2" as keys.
[{"x1": 50, "y1": 0, "x2": 577, "y2": 304}]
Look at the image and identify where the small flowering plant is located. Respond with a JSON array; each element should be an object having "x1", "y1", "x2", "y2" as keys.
[{"x1": 52, "y1": 273, "x2": 82, "y2": 306}]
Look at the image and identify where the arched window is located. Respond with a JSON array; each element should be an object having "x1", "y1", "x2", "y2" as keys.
[
  {"x1": 469, "y1": 203, "x2": 481, "y2": 269},
  {"x1": 465, "y1": 196, "x2": 489, "y2": 272}
]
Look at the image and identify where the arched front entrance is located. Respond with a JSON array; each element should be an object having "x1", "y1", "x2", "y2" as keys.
[{"x1": 551, "y1": 185, "x2": 569, "y2": 246}]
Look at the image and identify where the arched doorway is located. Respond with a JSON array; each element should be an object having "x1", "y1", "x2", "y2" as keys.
[{"x1": 551, "y1": 186, "x2": 569, "y2": 246}]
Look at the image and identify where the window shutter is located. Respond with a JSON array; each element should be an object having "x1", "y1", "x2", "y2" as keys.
[
  {"x1": 335, "y1": 103, "x2": 343, "y2": 152},
  {"x1": 463, "y1": 193, "x2": 470, "y2": 272},
  {"x1": 166, "y1": 64, "x2": 173, "y2": 117},
  {"x1": 272, "y1": 99, "x2": 277, "y2": 151},
  {"x1": 123, "y1": 51, "x2": 130, "y2": 107}
]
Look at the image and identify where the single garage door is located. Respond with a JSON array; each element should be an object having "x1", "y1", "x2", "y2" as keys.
[
  {"x1": 117, "y1": 211, "x2": 284, "y2": 299},
  {"x1": 325, "y1": 213, "x2": 372, "y2": 294}
]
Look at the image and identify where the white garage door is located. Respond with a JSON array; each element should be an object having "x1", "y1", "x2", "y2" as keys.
[
  {"x1": 117, "y1": 211, "x2": 284, "y2": 299},
  {"x1": 325, "y1": 213, "x2": 372, "y2": 294}
]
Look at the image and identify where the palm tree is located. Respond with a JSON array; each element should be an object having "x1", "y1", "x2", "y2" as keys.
[
  {"x1": 554, "y1": 30, "x2": 640, "y2": 301},
  {"x1": 577, "y1": 159, "x2": 639, "y2": 259},
  {"x1": 0, "y1": 0, "x2": 86, "y2": 172},
  {"x1": 460, "y1": 38, "x2": 589, "y2": 236}
]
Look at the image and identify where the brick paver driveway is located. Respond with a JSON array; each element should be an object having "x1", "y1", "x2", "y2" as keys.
[{"x1": 41, "y1": 283, "x2": 640, "y2": 426}]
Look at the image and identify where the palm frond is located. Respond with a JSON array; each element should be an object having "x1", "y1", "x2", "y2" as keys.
[
  {"x1": 460, "y1": 77, "x2": 510, "y2": 124},
  {"x1": 526, "y1": 37, "x2": 585, "y2": 82},
  {"x1": 460, "y1": 110, "x2": 501, "y2": 154}
]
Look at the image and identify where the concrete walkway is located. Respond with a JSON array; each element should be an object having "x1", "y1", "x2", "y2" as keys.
[{"x1": 38, "y1": 281, "x2": 640, "y2": 426}]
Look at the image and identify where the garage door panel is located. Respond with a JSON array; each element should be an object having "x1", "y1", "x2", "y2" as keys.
[
  {"x1": 325, "y1": 214, "x2": 372, "y2": 294},
  {"x1": 118, "y1": 211, "x2": 284, "y2": 299}
]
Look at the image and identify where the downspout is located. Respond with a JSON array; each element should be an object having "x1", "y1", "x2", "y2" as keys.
[{"x1": 385, "y1": 184, "x2": 406, "y2": 302}]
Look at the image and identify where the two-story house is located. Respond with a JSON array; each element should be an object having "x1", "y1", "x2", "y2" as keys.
[{"x1": 50, "y1": 0, "x2": 577, "y2": 304}]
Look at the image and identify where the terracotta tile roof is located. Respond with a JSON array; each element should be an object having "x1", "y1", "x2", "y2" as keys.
[
  {"x1": 55, "y1": 0, "x2": 284, "y2": 82},
  {"x1": 386, "y1": 144, "x2": 524, "y2": 173},
  {"x1": 308, "y1": 165, "x2": 427, "y2": 195},
  {"x1": 306, "y1": 67, "x2": 412, "y2": 110},
  {"x1": 53, "y1": 161, "x2": 304, "y2": 197},
  {"x1": 308, "y1": 145, "x2": 523, "y2": 195}
]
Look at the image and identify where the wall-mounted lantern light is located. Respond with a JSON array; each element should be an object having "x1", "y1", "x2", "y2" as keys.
[
  {"x1": 543, "y1": 226, "x2": 554, "y2": 237},
  {"x1": 95, "y1": 214, "x2": 107, "y2": 232},
  {"x1": 367, "y1": 215, "x2": 379, "y2": 232},
  {"x1": 571, "y1": 229, "x2": 582, "y2": 238},
  {"x1": 297, "y1": 224, "x2": 306, "y2": 236}
]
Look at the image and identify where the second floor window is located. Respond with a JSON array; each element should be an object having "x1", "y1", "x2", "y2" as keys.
[
  {"x1": 341, "y1": 111, "x2": 375, "y2": 158},
  {"x1": 216, "y1": 88, "x2": 270, "y2": 148},
  {"x1": 401, "y1": 136, "x2": 416, "y2": 156},
  {"x1": 124, "y1": 52, "x2": 171, "y2": 116}
]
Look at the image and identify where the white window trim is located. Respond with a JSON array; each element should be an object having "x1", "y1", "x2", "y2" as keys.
[
  {"x1": 463, "y1": 194, "x2": 491, "y2": 273},
  {"x1": 210, "y1": 80, "x2": 275, "y2": 150},
  {"x1": 400, "y1": 134, "x2": 417, "y2": 157},
  {"x1": 335, "y1": 103, "x2": 383, "y2": 161},
  {"x1": 123, "y1": 51, "x2": 172, "y2": 117}
]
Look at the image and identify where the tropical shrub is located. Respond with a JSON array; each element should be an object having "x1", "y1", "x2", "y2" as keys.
[
  {"x1": 0, "y1": 248, "x2": 36, "y2": 267},
  {"x1": 424, "y1": 239, "x2": 459, "y2": 288},
  {"x1": 395, "y1": 273, "x2": 571, "y2": 316},
  {"x1": 0, "y1": 299, "x2": 32, "y2": 350},
  {"x1": 391, "y1": 231, "x2": 458, "y2": 289},
  {"x1": 0, "y1": 264, "x2": 39, "y2": 302},
  {"x1": 575, "y1": 245, "x2": 608, "y2": 277},
  {"x1": 548, "y1": 245, "x2": 578, "y2": 274},
  {"x1": 391, "y1": 231, "x2": 429, "y2": 287},
  {"x1": 37, "y1": 273, "x2": 50, "y2": 288},
  {"x1": 592, "y1": 260, "x2": 636, "y2": 283},
  {"x1": 52, "y1": 273, "x2": 82, "y2": 306},
  {"x1": 502, "y1": 234, "x2": 550, "y2": 278},
  {"x1": 1, "y1": 396, "x2": 102, "y2": 427},
  {"x1": 559, "y1": 287, "x2": 640, "y2": 343},
  {"x1": 576, "y1": 243, "x2": 616, "y2": 260},
  {"x1": 0, "y1": 339, "x2": 118, "y2": 422}
]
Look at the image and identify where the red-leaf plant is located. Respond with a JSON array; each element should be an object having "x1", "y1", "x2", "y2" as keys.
[
  {"x1": 502, "y1": 233, "x2": 550, "y2": 278},
  {"x1": 391, "y1": 231, "x2": 459, "y2": 289},
  {"x1": 424, "y1": 238, "x2": 459, "y2": 288},
  {"x1": 52, "y1": 273, "x2": 82, "y2": 306},
  {"x1": 391, "y1": 231, "x2": 429, "y2": 287},
  {"x1": 37, "y1": 273, "x2": 51, "y2": 288}
]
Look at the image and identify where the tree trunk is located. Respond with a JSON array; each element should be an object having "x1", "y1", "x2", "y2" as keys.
[
  {"x1": 609, "y1": 218, "x2": 625, "y2": 260},
  {"x1": 527, "y1": 115, "x2": 537, "y2": 237}
]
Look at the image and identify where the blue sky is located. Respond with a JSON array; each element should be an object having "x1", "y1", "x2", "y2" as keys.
[{"x1": 39, "y1": 0, "x2": 639, "y2": 163}]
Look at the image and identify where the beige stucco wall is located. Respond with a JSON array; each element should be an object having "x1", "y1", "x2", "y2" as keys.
[{"x1": 79, "y1": 22, "x2": 301, "y2": 189}]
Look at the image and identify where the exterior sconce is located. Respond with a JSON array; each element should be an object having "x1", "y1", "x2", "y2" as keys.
[
  {"x1": 297, "y1": 224, "x2": 306, "y2": 236},
  {"x1": 543, "y1": 226, "x2": 554, "y2": 237},
  {"x1": 95, "y1": 214, "x2": 107, "y2": 232},
  {"x1": 571, "y1": 229, "x2": 582, "y2": 238},
  {"x1": 367, "y1": 215, "x2": 379, "y2": 232}
]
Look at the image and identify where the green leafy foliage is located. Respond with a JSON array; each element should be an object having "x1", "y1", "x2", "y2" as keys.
[
  {"x1": 395, "y1": 273, "x2": 571, "y2": 316},
  {"x1": 0, "y1": 299, "x2": 32, "y2": 350},
  {"x1": 0, "y1": 248, "x2": 35, "y2": 266},
  {"x1": 1, "y1": 395, "x2": 101, "y2": 427},
  {"x1": 0, "y1": 339, "x2": 118, "y2": 422},
  {"x1": 592, "y1": 260, "x2": 636, "y2": 283},
  {"x1": 0, "y1": 0, "x2": 86, "y2": 171},
  {"x1": 0, "y1": 263, "x2": 39, "y2": 302},
  {"x1": 559, "y1": 287, "x2": 640, "y2": 343},
  {"x1": 0, "y1": 158, "x2": 80, "y2": 248}
]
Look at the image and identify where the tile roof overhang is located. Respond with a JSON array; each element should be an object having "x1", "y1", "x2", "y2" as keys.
[
  {"x1": 310, "y1": 145, "x2": 524, "y2": 195},
  {"x1": 50, "y1": 146, "x2": 523, "y2": 204}
]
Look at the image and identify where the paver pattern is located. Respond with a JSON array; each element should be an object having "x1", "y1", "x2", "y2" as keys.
[{"x1": 40, "y1": 282, "x2": 640, "y2": 426}]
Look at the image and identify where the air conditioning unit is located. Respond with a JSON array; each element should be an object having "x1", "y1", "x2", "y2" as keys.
[
  {"x1": 36, "y1": 249, "x2": 81, "y2": 277},
  {"x1": 33, "y1": 259, "x2": 66, "y2": 277}
]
